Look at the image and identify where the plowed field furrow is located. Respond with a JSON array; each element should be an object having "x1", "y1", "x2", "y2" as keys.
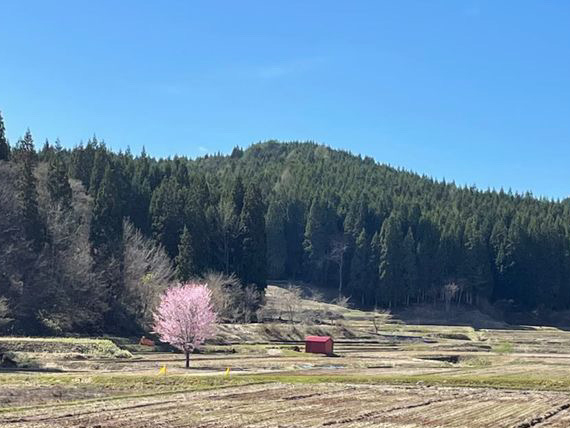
[
  {"x1": 68, "y1": 400, "x2": 191, "y2": 427},
  {"x1": 0, "y1": 398, "x2": 180, "y2": 424},
  {"x1": 513, "y1": 402, "x2": 570, "y2": 427},
  {"x1": 377, "y1": 393, "x2": 567, "y2": 428},
  {"x1": 319, "y1": 390, "x2": 480, "y2": 427},
  {"x1": 3, "y1": 384, "x2": 570, "y2": 428}
]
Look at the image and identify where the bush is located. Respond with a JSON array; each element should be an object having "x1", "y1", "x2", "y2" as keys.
[
  {"x1": 493, "y1": 341, "x2": 514, "y2": 354},
  {"x1": 204, "y1": 272, "x2": 261, "y2": 323}
]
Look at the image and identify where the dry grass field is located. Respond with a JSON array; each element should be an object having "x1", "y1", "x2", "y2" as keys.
[{"x1": 2, "y1": 286, "x2": 570, "y2": 427}]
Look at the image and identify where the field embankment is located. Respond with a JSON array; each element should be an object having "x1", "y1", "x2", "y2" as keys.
[{"x1": 4, "y1": 285, "x2": 570, "y2": 426}]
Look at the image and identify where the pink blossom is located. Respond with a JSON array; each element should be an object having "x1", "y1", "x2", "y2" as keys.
[{"x1": 153, "y1": 283, "x2": 216, "y2": 366}]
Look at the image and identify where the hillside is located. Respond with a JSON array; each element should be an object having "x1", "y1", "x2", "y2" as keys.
[{"x1": 1, "y1": 114, "x2": 570, "y2": 335}]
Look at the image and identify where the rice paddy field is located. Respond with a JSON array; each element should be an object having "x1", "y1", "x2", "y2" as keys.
[{"x1": 2, "y1": 286, "x2": 570, "y2": 427}]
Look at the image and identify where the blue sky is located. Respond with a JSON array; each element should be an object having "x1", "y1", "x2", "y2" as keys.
[{"x1": 1, "y1": 1, "x2": 570, "y2": 200}]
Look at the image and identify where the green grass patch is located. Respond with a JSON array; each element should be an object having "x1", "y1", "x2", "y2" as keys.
[
  {"x1": 233, "y1": 371, "x2": 570, "y2": 391},
  {"x1": 459, "y1": 355, "x2": 494, "y2": 368},
  {"x1": 4, "y1": 368, "x2": 570, "y2": 416},
  {"x1": 0, "y1": 337, "x2": 132, "y2": 358},
  {"x1": 493, "y1": 341, "x2": 514, "y2": 354},
  {"x1": 6, "y1": 370, "x2": 570, "y2": 393},
  {"x1": 0, "y1": 372, "x2": 259, "y2": 391}
]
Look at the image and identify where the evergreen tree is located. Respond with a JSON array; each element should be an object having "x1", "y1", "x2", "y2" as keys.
[
  {"x1": 438, "y1": 221, "x2": 462, "y2": 285},
  {"x1": 0, "y1": 112, "x2": 9, "y2": 161},
  {"x1": 89, "y1": 162, "x2": 125, "y2": 330},
  {"x1": 266, "y1": 196, "x2": 287, "y2": 278},
  {"x1": 231, "y1": 176, "x2": 245, "y2": 216},
  {"x1": 47, "y1": 147, "x2": 72, "y2": 210},
  {"x1": 221, "y1": 176, "x2": 246, "y2": 274},
  {"x1": 173, "y1": 158, "x2": 189, "y2": 186},
  {"x1": 369, "y1": 231, "x2": 382, "y2": 305},
  {"x1": 150, "y1": 178, "x2": 184, "y2": 258},
  {"x1": 40, "y1": 139, "x2": 55, "y2": 162},
  {"x1": 70, "y1": 138, "x2": 97, "y2": 188},
  {"x1": 89, "y1": 147, "x2": 109, "y2": 194},
  {"x1": 15, "y1": 130, "x2": 45, "y2": 249},
  {"x1": 90, "y1": 163, "x2": 123, "y2": 262},
  {"x1": 217, "y1": 194, "x2": 239, "y2": 275},
  {"x1": 416, "y1": 216, "x2": 441, "y2": 303},
  {"x1": 3, "y1": 136, "x2": 570, "y2": 332},
  {"x1": 460, "y1": 217, "x2": 494, "y2": 304},
  {"x1": 401, "y1": 227, "x2": 418, "y2": 305},
  {"x1": 378, "y1": 214, "x2": 403, "y2": 306},
  {"x1": 175, "y1": 226, "x2": 196, "y2": 281},
  {"x1": 230, "y1": 146, "x2": 244, "y2": 158},
  {"x1": 489, "y1": 219, "x2": 510, "y2": 297},
  {"x1": 238, "y1": 183, "x2": 267, "y2": 290},
  {"x1": 303, "y1": 199, "x2": 337, "y2": 284},
  {"x1": 503, "y1": 218, "x2": 533, "y2": 306},
  {"x1": 348, "y1": 228, "x2": 370, "y2": 305},
  {"x1": 284, "y1": 200, "x2": 305, "y2": 279},
  {"x1": 182, "y1": 184, "x2": 210, "y2": 273},
  {"x1": 128, "y1": 146, "x2": 153, "y2": 233}
]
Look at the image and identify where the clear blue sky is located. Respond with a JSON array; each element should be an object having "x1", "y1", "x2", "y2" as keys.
[{"x1": 1, "y1": 1, "x2": 569, "y2": 200}]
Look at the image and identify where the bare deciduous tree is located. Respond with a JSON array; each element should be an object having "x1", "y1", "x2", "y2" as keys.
[
  {"x1": 0, "y1": 163, "x2": 109, "y2": 334},
  {"x1": 371, "y1": 306, "x2": 386, "y2": 334},
  {"x1": 204, "y1": 271, "x2": 242, "y2": 322},
  {"x1": 242, "y1": 284, "x2": 260, "y2": 323},
  {"x1": 0, "y1": 164, "x2": 28, "y2": 304},
  {"x1": 122, "y1": 220, "x2": 174, "y2": 329},
  {"x1": 279, "y1": 284, "x2": 302, "y2": 324},
  {"x1": 333, "y1": 295, "x2": 350, "y2": 309},
  {"x1": 443, "y1": 282, "x2": 460, "y2": 313},
  {"x1": 38, "y1": 167, "x2": 108, "y2": 333},
  {"x1": 203, "y1": 272, "x2": 261, "y2": 323}
]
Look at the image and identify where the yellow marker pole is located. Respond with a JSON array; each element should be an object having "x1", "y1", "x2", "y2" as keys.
[
  {"x1": 225, "y1": 367, "x2": 230, "y2": 378},
  {"x1": 159, "y1": 365, "x2": 167, "y2": 376}
]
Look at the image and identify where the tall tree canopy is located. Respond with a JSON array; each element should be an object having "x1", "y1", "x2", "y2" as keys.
[{"x1": 1, "y1": 114, "x2": 570, "y2": 335}]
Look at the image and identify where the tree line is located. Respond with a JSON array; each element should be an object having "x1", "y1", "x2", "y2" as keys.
[{"x1": 1, "y1": 112, "x2": 569, "y2": 334}]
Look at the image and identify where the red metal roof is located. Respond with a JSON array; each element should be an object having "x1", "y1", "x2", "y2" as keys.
[{"x1": 305, "y1": 336, "x2": 332, "y2": 343}]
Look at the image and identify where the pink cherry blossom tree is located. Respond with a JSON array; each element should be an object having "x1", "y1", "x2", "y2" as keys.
[{"x1": 153, "y1": 282, "x2": 217, "y2": 368}]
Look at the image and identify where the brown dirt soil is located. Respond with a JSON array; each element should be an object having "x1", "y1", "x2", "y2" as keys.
[
  {"x1": 1, "y1": 383, "x2": 570, "y2": 427},
  {"x1": 0, "y1": 385, "x2": 119, "y2": 408}
]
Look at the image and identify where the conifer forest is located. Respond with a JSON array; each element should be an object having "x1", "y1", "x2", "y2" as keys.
[{"x1": 1, "y1": 112, "x2": 569, "y2": 335}]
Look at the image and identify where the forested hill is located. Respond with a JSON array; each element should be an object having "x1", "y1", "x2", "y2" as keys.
[{"x1": 1, "y1": 112, "x2": 570, "y2": 334}]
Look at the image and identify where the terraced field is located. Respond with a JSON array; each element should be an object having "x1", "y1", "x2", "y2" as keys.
[{"x1": 3, "y1": 287, "x2": 570, "y2": 426}]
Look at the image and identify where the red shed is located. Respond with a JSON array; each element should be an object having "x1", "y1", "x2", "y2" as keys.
[{"x1": 305, "y1": 336, "x2": 334, "y2": 355}]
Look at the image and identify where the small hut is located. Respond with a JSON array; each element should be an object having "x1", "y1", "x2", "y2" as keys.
[{"x1": 305, "y1": 336, "x2": 334, "y2": 355}]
